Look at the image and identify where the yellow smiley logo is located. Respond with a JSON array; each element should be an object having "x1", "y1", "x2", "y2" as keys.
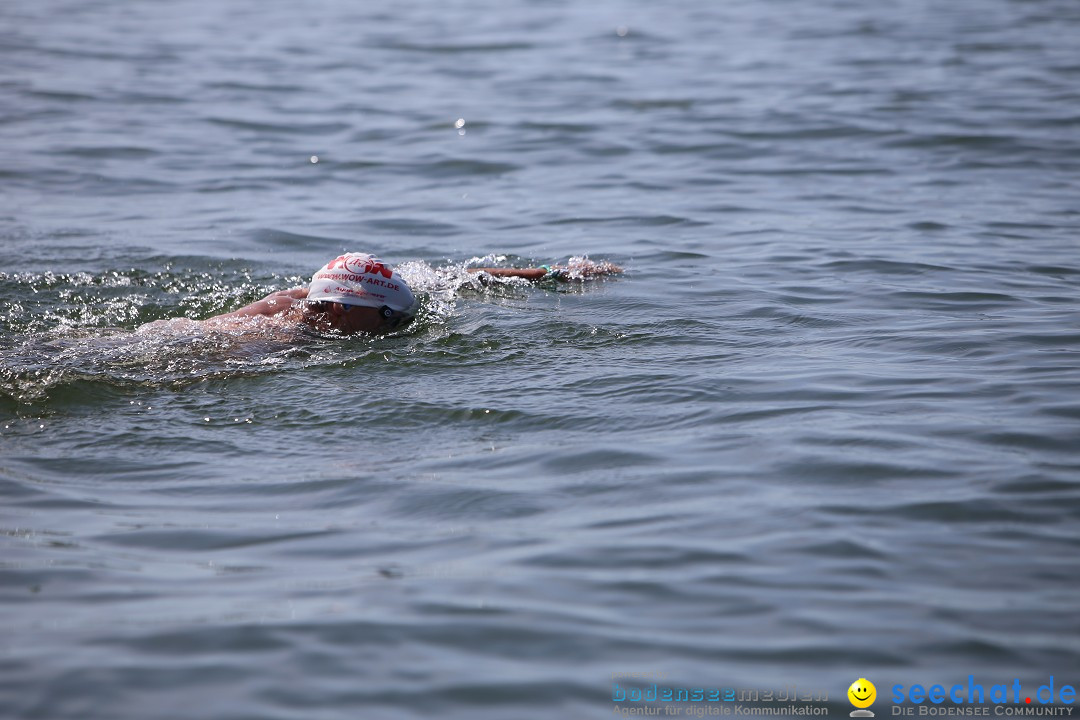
[{"x1": 848, "y1": 678, "x2": 876, "y2": 709}]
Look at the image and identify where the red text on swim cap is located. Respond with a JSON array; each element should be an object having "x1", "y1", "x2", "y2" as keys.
[{"x1": 326, "y1": 255, "x2": 393, "y2": 279}]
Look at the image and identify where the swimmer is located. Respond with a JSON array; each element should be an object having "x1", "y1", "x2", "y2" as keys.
[{"x1": 205, "y1": 253, "x2": 621, "y2": 335}]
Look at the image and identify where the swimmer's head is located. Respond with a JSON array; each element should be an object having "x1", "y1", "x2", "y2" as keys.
[{"x1": 305, "y1": 253, "x2": 417, "y2": 334}]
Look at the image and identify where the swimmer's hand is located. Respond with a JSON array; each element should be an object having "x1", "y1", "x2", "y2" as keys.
[
  {"x1": 561, "y1": 258, "x2": 623, "y2": 278},
  {"x1": 209, "y1": 287, "x2": 308, "y2": 320},
  {"x1": 467, "y1": 260, "x2": 622, "y2": 281}
]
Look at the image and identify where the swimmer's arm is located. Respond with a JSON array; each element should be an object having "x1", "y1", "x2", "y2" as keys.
[
  {"x1": 467, "y1": 262, "x2": 623, "y2": 281},
  {"x1": 467, "y1": 267, "x2": 549, "y2": 280},
  {"x1": 210, "y1": 287, "x2": 309, "y2": 320}
]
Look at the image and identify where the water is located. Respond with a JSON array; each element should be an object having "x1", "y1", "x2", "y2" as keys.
[{"x1": 2, "y1": 0, "x2": 1080, "y2": 717}]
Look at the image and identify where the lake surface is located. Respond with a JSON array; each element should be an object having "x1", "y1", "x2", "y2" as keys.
[{"x1": 2, "y1": 0, "x2": 1079, "y2": 717}]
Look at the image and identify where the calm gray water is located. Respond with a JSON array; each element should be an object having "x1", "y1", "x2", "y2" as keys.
[{"x1": 2, "y1": 0, "x2": 1080, "y2": 717}]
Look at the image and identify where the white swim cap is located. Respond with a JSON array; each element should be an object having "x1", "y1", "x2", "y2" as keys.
[{"x1": 308, "y1": 253, "x2": 416, "y2": 313}]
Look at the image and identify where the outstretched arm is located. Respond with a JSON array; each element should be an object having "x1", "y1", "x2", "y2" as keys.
[
  {"x1": 467, "y1": 260, "x2": 622, "y2": 281},
  {"x1": 467, "y1": 267, "x2": 549, "y2": 280},
  {"x1": 210, "y1": 287, "x2": 309, "y2": 320}
]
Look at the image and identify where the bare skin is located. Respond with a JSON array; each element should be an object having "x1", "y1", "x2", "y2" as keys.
[
  {"x1": 207, "y1": 287, "x2": 388, "y2": 335},
  {"x1": 210, "y1": 287, "x2": 311, "y2": 321},
  {"x1": 466, "y1": 260, "x2": 623, "y2": 281}
]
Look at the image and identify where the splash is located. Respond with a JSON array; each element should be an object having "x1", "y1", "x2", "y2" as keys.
[
  {"x1": 395, "y1": 255, "x2": 536, "y2": 325},
  {"x1": 0, "y1": 256, "x2": 620, "y2": 405}
]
